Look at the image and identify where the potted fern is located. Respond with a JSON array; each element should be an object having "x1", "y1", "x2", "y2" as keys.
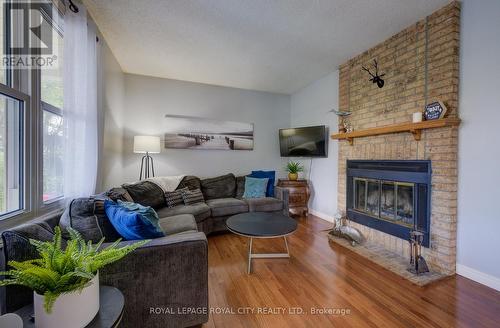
[
  {"x1": 0, "y1": 227, "x2": 148, "y2": 328},
  {"x1": 285, "y1": 161, "x2": 304, "y2": 181}
]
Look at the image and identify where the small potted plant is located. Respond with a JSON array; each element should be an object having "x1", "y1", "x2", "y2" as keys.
[
  {"x1": 285, "y1": 161, "x2": 304, "y2": 181},
  {"x1": 0, "y1": 227, "x2": 148, "y2": 328}
]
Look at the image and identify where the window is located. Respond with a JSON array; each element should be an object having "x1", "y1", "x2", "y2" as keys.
[
  {"x1": 41, "y1": 8, "x2": 64, "y2": 203},
  {"x1": 0, "y1": 0, "x2": 67, "y2": 223},
  {"x1": 0, "y1": 86, "x2": 26, "y2": 217},
  {"x1": 0, "y1": 0, "x2": 7, "y2": 85}
]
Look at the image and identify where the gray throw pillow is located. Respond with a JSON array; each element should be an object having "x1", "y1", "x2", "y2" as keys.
[
  {"x1": 122, "y1": 181, "x2": 166, "y2": 209},
  {"x1": 106, "y1": 187, "x2": 134, "y2": 202},
  {"x1": 59, "y1": 197, "x2": 121, "y2": 243},
  {"x1": 165, "y1": 187, "x2": 188, "y2": 208},
  {"x1": 182, "y1": 188, "x2": 205, "y2": 205}
]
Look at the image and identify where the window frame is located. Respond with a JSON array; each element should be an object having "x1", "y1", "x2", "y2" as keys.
[
  {"x1": 0, "y1": 82, "x2": 31, "y2": 222},
  {"x1": 0, "y1": 0, "x2": 66, "y2": 230},
  {"x1": 38, "y1": 2, "x2": 64, "y2": 207}
]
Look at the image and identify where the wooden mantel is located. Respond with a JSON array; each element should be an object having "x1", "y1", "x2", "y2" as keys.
[{"x1": 331, "y1": 118, "x2": 461, "y2": 145}]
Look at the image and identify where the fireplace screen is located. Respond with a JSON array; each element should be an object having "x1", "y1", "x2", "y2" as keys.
[{"x1": 354, "y1": 178, "x2": 414, "y2": 227}]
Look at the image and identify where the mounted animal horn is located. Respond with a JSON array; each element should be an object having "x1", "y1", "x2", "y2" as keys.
[{"x1": 362, "y1": 59, "x2": 385, "y2": 88}]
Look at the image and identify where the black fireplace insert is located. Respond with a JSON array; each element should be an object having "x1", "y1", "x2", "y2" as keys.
[{"x1": 346, "y1": 160, "x2": 431, "y2": 247}]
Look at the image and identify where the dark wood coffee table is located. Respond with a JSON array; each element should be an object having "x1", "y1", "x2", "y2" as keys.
[{"x1": 226, "y1": 212, "x2": 298, "y2": 274}]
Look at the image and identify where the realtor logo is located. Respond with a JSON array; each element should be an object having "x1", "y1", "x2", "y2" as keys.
[{"x1": 2, "y1": 0, "x2": 58, "y2": 69}]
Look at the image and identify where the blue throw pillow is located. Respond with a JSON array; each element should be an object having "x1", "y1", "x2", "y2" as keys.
[
  {"x1": 104, "y1": 200, "x2": 165, "y2": 240},
  {"x1": 242, "y1": 177, "x2": 269, "y2": 199},
  {"x1": 250, "y1": 170, "x2": 275, "y2": 197}
]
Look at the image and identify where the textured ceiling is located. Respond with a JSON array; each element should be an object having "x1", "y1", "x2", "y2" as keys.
[{"x1": 84, "y1": 0, "x2": 449, "y2": 94}]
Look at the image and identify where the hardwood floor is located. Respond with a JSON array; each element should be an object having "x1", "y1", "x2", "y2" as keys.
[{"x1": 204, "y1": 215, "x2": 500, "y2": 328}]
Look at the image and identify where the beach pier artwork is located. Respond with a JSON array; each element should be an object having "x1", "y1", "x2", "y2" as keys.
[{"x1": 164, "y1": 115, "x2": 254, "y2": 151}]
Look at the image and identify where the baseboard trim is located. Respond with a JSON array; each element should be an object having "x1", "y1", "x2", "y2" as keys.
[
  {"x1": 456, "y1": 264, "x2": 500, "y2": 291},
  {"x1": 309, "y1": 209, "x2": 334, "y2": 223}
]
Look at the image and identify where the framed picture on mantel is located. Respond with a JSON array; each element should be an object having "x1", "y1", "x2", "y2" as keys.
[{"x1": 423, "y1": 100, "x2": 448, "y2": 120}]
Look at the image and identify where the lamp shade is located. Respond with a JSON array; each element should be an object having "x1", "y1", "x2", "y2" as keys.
[{"x1": 133, "y1": 136, "x2": 161, "y2": 154}]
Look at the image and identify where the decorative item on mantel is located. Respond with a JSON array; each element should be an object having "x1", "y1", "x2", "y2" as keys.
[
  {"x1": 423, "y1": 100, "x2": 448, "y2": 120},
  {"x1": 412, "y1": 111, "x2": 423, "y2": 123},
  {"x1": 329, "y1": 109, "x2": 352, "y2": 133},
  {"x1": 328, "y1": 211, "x2": 365, "y2": 246}
]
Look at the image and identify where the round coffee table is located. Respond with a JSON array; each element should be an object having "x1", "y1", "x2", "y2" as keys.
[{"x1": 226, "y1": 212, "x2": 298, "y2": 274}]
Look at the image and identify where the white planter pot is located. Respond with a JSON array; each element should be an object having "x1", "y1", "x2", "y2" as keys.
[{"x1": 34, "y1": 273, "x2": 100, "y2": 328}]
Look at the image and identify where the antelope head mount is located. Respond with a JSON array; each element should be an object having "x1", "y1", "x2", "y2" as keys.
[{"x1": 362, "y1": 59, "x2": 385, "y2": 88}]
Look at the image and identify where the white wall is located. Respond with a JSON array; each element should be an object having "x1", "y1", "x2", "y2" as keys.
[
  {"x1": 99, "y1": 43, "x2": 125, "y2": 191},
  {"x1": 100, "y1": 74, "x2": 290, "y2": 188},
  {"x1": 456, "y1": 0, "x2": 500, "y2": 290},
  {"x1": 290, "y1": 71, "x2": 339, "y2": 221}
]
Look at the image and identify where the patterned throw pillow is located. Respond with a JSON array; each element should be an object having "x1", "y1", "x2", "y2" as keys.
[
  {"x1": 182, "y1": 188, "x2": 205, "y2": 205},
  {"x1": 165, "y1": 187, "x2": 188, "y2": 208},
  {"x1": 242, "y1": 177, "x2": 269, "y2": 199}
]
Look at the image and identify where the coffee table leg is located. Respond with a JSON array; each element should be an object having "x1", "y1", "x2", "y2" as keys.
[
  {"x1": 246, "y1": 237, "x2": 292, "y2": 274},
  {"x1": 284, "y1": 236, "x2": 289, "y2": 256},
  {"x1": 248, "y1": 237, "x2": 253, "y2": 274}
]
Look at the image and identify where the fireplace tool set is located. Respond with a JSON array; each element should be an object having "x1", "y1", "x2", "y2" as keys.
[{"x1": 408, "y1": 230, "x2": 429, "y2": 275}]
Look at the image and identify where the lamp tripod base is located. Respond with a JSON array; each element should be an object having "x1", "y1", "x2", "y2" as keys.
[{"x1": 139, "y1": 152, "x2": 155, "y2": 180}]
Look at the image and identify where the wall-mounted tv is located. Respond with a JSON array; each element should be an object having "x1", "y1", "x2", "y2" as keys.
[{"x1": 279, "y1": 125, "x2": 328, "y2": 157}]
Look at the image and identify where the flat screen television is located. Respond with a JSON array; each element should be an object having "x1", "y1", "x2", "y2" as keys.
[{"x1": 279, "y1": 125, "x2": 328, "y2": 157}]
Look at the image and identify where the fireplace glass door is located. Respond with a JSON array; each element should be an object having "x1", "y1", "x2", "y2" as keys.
[{"x1": 354, "y1": 178, "x2": 414, "y2": 228}]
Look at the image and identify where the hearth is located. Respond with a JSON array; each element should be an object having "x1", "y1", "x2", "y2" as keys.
[{"x1": 346, "y1": 160, "x2": 431, "y2": 247}]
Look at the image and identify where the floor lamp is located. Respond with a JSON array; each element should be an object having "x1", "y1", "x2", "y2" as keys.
[{"x1": 133, "y1": 136, "x2": 161, "y2": 180}]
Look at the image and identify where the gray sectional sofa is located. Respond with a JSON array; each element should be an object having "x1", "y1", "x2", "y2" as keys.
[
  {"x1": 1, "y1": 173, "x2": 289, "y2": 328},
  {"x1": 114, "y1": 173, "x2": 290, "y2": 235}
]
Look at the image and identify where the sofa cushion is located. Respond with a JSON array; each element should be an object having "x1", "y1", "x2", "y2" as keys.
[
  {"x1": 244, "y1": 197, "x2": 283, "y2": 212},
  {"x1": 59, "y1": 197, "x2": 121, "y2": 242},
  {"x1": 158, "y1": 214, "x2": 198, "y2": 235},
  {"x1": 1, "y1": 222, "x2": 58, "y2": 312},
  {"x1": 206, "y1": 198, "x2": 248, "y2": 217},
  {"x1": 177, "y1": 175, "x2": 201, "y2": 191},
  {"x1": 235, "y1": 176, "x2": 246, "y2": 199},
  {"x1": 200, "y1": 173, "x2": 236, "y2": 200},
  {"x1": 122, "y1": 181, "x2": 166, "y2": 209},
  {"x1": 156, "y1": 203, "x2": 211, "y2": 223}
]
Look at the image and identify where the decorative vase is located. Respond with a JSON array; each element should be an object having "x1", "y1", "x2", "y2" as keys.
[
  {"x1": 34, "y1": 273, "x2": 100, "y2": 328},
  {"x1": 288, "y1": 173, "x2": 298, "y2": 181}
]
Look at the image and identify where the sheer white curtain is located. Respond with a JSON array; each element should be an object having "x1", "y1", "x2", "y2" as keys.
[{"x1": 63, "y1": 6, "x2": 98, "y2": 198}]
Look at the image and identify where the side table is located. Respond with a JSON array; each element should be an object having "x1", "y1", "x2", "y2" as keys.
[
  {"x1": 14, "y1": 286, "x2": 124, "y2": 328},
  {"x1": 277, "y1": 179, "x2": 310, "y2": 217}
]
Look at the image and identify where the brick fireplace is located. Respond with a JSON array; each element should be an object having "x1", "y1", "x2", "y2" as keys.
[
  {"x1": 336, "y1": 2, "x2": 460, "y2": 275},
  {"x1": 346, "y1": 160, "x2": 432, "y2": 247}
]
